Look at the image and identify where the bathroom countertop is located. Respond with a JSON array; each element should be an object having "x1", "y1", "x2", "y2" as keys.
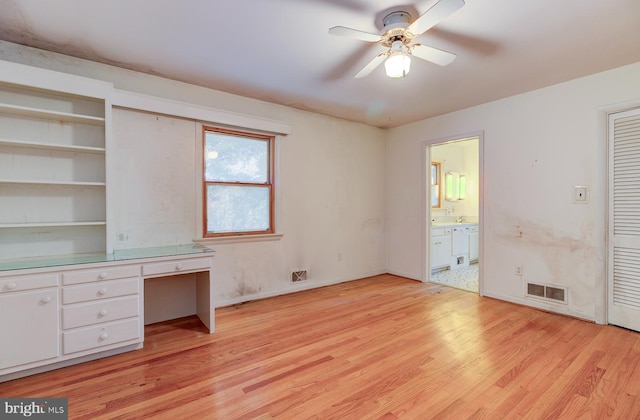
[{"x1": 431, "y1": 222, "x2": 478, "y2": 228}]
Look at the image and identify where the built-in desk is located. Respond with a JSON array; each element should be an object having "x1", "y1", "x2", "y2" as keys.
[{"x1": 0, "y1": 244, "x2": 215, "y2": 382}]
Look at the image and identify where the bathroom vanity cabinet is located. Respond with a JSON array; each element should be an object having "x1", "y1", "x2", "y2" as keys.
[{"x1": 430, "y1": 223, "x2": 479, "y2": 270}]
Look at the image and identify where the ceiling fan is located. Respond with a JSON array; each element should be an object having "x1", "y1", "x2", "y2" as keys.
[{"x1": 329, "y1": 0, "x2": 465, "y2": 78}]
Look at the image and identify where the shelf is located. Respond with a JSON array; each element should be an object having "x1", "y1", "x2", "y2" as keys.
[
  {"x1": 0, "y1": 103, "x2": 105, "y2": 125},
  {"x1": 0, "y1": 68, "x2": 110, "y2": 261},
  {"x1": 0, "y1": 179, "x2": 105, "y2": 187},
  {"x1": 0, "y1": 138, "x2": 105, "y2": 154},
  {"x1": 0, "y1": 221, "x2": 106, "y2": 228}
]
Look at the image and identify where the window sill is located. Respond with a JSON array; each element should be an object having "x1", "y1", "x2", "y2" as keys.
[{"x1": 194, "y1": 233, "x2": 283, "y2": 245}]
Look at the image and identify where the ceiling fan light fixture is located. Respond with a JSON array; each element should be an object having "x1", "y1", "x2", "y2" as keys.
[
  {"x1": 385, "y1": 51, "x2": 411, "y2": 78},
  {"x1": 385, "y1": 40, "x2": 411, "y2": 78}
]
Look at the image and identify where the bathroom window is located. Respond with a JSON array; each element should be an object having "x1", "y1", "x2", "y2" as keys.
[
  {"x1": 431, "y1": 162, "x2": 442, "y2": 208},
  {"x1": 203, "y1": 126, "x2": 275, "y2": 237}
]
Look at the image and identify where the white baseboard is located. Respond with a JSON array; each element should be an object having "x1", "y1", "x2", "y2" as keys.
[
  {"x1": 214, "y1": 269, "x2": 386, "y2": 308},
  {"x1": 482, "y1": 291, "x2": 595, "y2": 322},
  {"x1": 385, "y1": 269, "x2": 422, "y2": 282}
]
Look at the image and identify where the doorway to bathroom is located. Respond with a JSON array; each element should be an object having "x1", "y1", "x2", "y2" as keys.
[{"x1": 425, "y1": 135, "x2": 482, "y2": 294}]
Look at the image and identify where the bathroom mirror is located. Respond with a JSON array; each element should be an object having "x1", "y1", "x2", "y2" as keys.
[
  {"x1": 445, "y1": 171, "x2": 466, "y2": 201},
  {"x1": 445, "y1": 171, "x2": 457, "y2": 201}
]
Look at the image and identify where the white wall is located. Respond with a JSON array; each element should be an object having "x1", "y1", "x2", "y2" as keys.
[
  {"x1": 112, "y1": 109, "x2": 198, "y2": 247},
  {"x1": 387, "y1": 61, "x2": 640, "y2": 321},
  {"x1": 0, "y1": 41, "x2": 387, "y2": 307}
]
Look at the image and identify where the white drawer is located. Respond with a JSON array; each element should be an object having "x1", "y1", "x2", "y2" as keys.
[
  {"x1": 142, "y1": 257, "x2": 210, "y2": 277},
  {"x1": 63, "y1": 318, "x2": 140, "y2": 355},
  {"x1": 62, "y1": 296, "x2": 139, "y2": 330},
  {"x1": 62, "y1": 277, "x2": 139, "y2": 304},
  {"x1": 63, "y1": 265, "x2": 140, "y2": 285},
  {"x1": 431, "y1": 227, "x2": 451, "y2": 236},
  {"x1": 0, "y1": 274, "x2": 58, "y2": 293}
]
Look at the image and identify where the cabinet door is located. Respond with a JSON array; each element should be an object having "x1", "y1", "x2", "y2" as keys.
[
  {"x1": 469, "y1": 231, "x2": 479, "y2": 261},
  {"x1": 0, "y1": 289, "x2": 59, "y2": 370},
  {"x1": 439, "y1": 235, "x2": 452, "y2": 267},
  {"x1": 430, "y1": 237, "x2": 441, "y2": 269},
  {"x1": 431, "y1": 235, "x2": 452, "y2": 269}
]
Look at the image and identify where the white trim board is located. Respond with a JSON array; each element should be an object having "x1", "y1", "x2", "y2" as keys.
[
  {"x1": 112, "y1": 89, "x2": 292, "y2": 136},
  {"x1": 0, "y1": 60, "x2": 112, "y2": 99}
]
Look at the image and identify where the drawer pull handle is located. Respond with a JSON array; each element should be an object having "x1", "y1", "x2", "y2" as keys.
[
  {"x1": 175, "y1": 263, "x2": 183, "y2": 270},
  {"x1": 99, "y1": 272, "x2": 108, "y2": 280},
  {"x1": 41, "y1": 296, "x2": 52, "y2": 304},
  {"x1": 99, "y1": 332, "x2": 108, "y2": 341},
  {"x1": 98, "y1": 309, "x2": 108, "y2": 317},
  {"x1": 6, "y1": 282, "x2": 17, "y2": 290},
  {"x1": 98, "y1": 288, "x2": 108, "y2": 296}
]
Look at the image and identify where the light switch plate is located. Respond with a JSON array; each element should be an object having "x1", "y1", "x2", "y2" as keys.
[{"x1": 573, "y1": 186, "x2": 589, "y2": 204}]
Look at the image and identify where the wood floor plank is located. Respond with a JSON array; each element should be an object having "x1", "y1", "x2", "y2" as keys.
[{"x1": 2, "y1": 274, "x2": 640, "y2": 419}]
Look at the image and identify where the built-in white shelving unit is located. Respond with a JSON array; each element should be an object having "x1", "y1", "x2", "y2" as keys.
[{"x1": 0, "y1": 61, "x2": 113, "y2": 260}]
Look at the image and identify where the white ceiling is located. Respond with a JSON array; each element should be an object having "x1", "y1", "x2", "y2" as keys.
[{"x1": 1, "y1": 0, "x2": 639, "y2": 128}]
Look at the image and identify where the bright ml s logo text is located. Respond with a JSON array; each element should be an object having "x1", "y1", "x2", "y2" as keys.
[{"x1": 0, "y1": 398, "x2": 67, "y2": 419}]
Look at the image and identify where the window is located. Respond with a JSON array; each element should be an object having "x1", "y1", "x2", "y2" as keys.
[
  {"x1": 203, "y1": 126, "x2": 274, "y2": 237},
  {"x1": 431, "y1": 162, "x2": 442, "y2": 208}
]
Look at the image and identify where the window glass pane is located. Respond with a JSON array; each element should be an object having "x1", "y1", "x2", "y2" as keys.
[
  {"x1": 431, "y1": 185, "x2": 440, "y2": 207},
  {"x1": 205, "y1": 133, "x2": 268, "y2": 183},
  {"x1": 206, "y1": 185, "x2": 270, "y2": 233}
]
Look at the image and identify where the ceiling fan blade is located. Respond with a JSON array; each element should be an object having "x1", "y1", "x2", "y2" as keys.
[
  {"x1": 354, "y1": 52, "x2": 387, "y2": 78},
  {"x1": 407, "y1": 0, "x2": 465, "y2": 36},
  {"x1": 329, "y1": 26, "x2": 381, "y2": 43},
  {"x1": 410, "y1": 44, "x2": 456, "y2": 66}
]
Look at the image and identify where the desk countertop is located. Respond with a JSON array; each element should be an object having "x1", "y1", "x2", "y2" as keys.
[{"x1": 0, "y1": 244, "x2": 215, "y2": 272}]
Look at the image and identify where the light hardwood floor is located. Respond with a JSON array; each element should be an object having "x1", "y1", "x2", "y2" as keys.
[{"x1": 2, "y1": 274, "x2": 640, "y2": 419}]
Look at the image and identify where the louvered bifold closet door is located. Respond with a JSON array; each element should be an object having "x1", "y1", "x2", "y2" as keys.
[{"x1": 609, "y1": 107, "x2": 640, "y2": 332}]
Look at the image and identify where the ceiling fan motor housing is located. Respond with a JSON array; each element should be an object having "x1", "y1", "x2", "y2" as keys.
[{"x1": 381, "y1": 11, "x2": 415, "y2": 47}]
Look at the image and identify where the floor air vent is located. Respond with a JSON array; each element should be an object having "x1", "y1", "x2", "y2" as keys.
[
  {"x1": 527, "y1": 283, "x2": 567, "y2": 303},
  {"x1": 291, "y1": 270, "x2": 307, "y2": 283}
]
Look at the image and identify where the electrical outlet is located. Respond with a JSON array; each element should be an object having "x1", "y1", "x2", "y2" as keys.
[
  {"x1": 515, "y1": 265, "x2": 523, "y2": 276},
  {"x1": 117, "y1": 232, "x2": 130, "y2": 243}
]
